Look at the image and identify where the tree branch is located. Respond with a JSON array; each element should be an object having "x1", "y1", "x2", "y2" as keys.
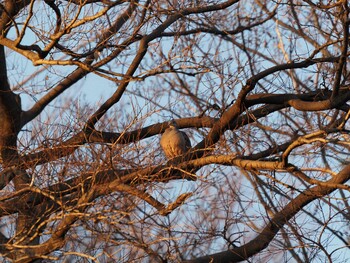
[{"x1": 184, "y1": 164, "x2": 350, "y2": 262}]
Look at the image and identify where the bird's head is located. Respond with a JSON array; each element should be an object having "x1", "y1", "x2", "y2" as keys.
[{"x1": 168, "y1": 120, "x2": 178, "y2": 129}]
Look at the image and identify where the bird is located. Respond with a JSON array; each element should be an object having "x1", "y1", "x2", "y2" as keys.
[{"x1": 160, "y1": 120, "x2": 191, "y2": 159}]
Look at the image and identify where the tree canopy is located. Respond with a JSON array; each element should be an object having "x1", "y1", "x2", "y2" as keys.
[{"x1": 1, "y1": 0, "x2": 350, "y2": 262}]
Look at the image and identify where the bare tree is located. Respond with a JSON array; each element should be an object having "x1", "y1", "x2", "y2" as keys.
[{"x1": 1, "y1": 0, "x2": 350, "y2": 262}]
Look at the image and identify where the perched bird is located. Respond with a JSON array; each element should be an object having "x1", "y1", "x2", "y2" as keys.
[{"x1": 160, "y1": 120, "x2": 191, "y2": 159}]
